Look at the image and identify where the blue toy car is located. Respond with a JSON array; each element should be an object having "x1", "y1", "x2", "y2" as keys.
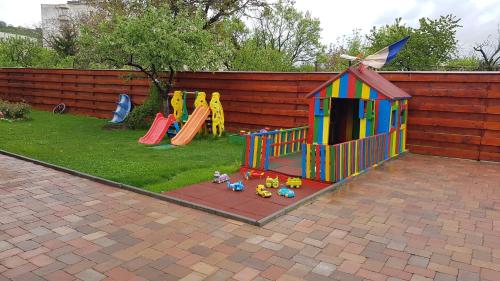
[
  {"x1": 278, "y1": 187, "x2": 295, "y2": 198},
  {"x1": 227, "y1": 181, "x2": 244, "y2": 191}
]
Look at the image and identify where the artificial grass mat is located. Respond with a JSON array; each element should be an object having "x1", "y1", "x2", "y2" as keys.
[{"x1": 0, "y1": 110, "x2": 242, "y2": 193}]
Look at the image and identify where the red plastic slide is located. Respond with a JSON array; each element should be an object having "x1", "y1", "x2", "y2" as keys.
[{"x1": 139, "y1": 113, "x2": 176, "y2": 145}]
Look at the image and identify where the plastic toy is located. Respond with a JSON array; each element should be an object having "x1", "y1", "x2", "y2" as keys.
[
  {"x1": 171, "y1": 91, "x2": 183, "y2": 122},
  {"x1": 265, "y1": 176, "x2": 279, "y2": 188},
  {"x1": 278, "y1": 187, "x2": 295, "y2": 198},
  {"x1": 166, "y1": 121, "x2": 180, "y2": 138},
  {"x1": 256, "y1": 185, "x2": 272, "y2": 198},
  {"x1": 110, "y1": 94, "x2": 131, "y2": 123},
  {"x1": 286, "y1": 177, "x2": 302, "y2": 188},
  {"x1": 171, "y1": 106, "x2": 210, "y2": 145},
  {"x1": 139, "y1": 113, "x2": 176, "y2": 145},
  {"x1": 53, "y1": 103, "x2": 66, "y2": 114},
  {"x1": 227, "y1": 181, "x2": 244, "y2": 191},
  {"x1": 209, "y1": 92, "x2": 225, "y2": 136},
  {"x1": 213, "y1": 171, "x2": 230, "y2": 183},
  {"x1": 195, "y1": 92, "x2": 208, "y2": 108},
  {"x1": 169, "y1": 91, "x2": 225, "y2": 146},
  {"x1": 244, "y1": 170, "x2": 264, "y2": 180}
]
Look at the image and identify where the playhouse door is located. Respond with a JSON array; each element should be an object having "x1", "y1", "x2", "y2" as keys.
[{"x1": 329, "y1": 99, "x2": 359, "y2": 145}]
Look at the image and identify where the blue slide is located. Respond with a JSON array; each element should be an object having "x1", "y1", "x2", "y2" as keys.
[{"x1": 110, "y1": 94, "x2": 131, "y2": 123}]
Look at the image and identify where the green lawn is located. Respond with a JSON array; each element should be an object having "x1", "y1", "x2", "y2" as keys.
[{"x1": 0, "y1": 110, "x2": 243, "y2": 192}]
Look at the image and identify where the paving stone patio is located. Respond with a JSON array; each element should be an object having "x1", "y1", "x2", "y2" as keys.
[{"x1": 1, "y1": 153, "x2": 500, "y2": 281}]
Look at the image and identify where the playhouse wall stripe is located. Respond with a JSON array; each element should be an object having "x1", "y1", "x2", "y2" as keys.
[
  {"x1": 362, "y1": 83, "x2": 370, "y2": 100},
  {"x1": 339, "y1": 74, "x2": 348, "y2": 98},
  {"x1": 347, "y1": 73, "x2": 356, "y2": 98}
]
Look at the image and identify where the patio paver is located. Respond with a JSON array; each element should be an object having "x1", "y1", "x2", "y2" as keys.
[{"x1": 1, "y1": 153, "x2": 500, "y2": 280}]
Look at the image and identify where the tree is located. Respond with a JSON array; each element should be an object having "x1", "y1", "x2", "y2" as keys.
[
  {"x1": 0, "y1": 37, "x2": 59, "y2": 67},
  {"x1": 231, "y1": 39, "x2": 294, "y2": 71},
  {"x1": 318, "y1": 29, "x2": 366, "y2": 71},
  {"x1": 46, "y1": 22, "x2": 79, "y2": 57},
  {"x1": 86, "y1": 0, "x2": 264, "y2": 30},
  {"x1": 79, "y1": 4, "x2": 226, "y2": 114},
  {"x1": 473, "y1": 26, "x2": 500, "y2": 71},
  {"x1": 251, "y1": 0, "x2": 323, "y2": 66},
  {"x1": 443, "y1": 57, "x2": 480, "y2": 71},
  {"x1": 366, "y1": 15, "x2": 461, "y2": 70}
]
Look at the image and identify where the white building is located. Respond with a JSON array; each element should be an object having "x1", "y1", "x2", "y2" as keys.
[
  {"x1": 0, "y1": 32, "x2": 37, "y2": 41},
  {"x1": 41, "y1": 1, "x2": 91, "y2": 46}
]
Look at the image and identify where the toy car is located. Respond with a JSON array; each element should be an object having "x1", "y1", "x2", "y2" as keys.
[
  {"x1": 286, "y1": 177, "x2": 302, "y2": 188},
  {"x1": 244, "y1": 170, "x2": 264, "y2": 180},
  {"x1": 227, "y1": 181, "x2": 244, "y2": 191},
  {"x1": 213, "y1": 171, "x2": 230, "y2": 183},
  {"x1": 256, "y1": 185, "x2": 272, "y2": 198},
  {"x1": 265, "y1": 176, "x2": 279, "y2": 188},
  {"x1": 278, "y1": 187, "x2": 295, "y2": 198}
]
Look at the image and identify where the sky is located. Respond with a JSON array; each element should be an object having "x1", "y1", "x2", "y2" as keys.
[{"x1": 0, "y1": 0, "x2": 499, "y2": 55}]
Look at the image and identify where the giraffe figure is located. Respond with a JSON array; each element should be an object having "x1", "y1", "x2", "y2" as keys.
[
  {"x1": 209, "y1": 92, "x2": 225, "y2": 136},
  {"x1": 171, "y1": 91, "x2": 183, "y2": 122},
  {"x1": 194, "y1": 91, "x2": 208, "y2": 108}
]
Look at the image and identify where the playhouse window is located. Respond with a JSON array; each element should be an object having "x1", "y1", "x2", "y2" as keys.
[
  {"x1": 315, "y1": 97, "x2": 330, "y2": 116},
  {"x1": 391, "y1": 109, "x2": 397, "y2": 128},
  {"x1": 366, "y1": 100, "x2": 375, "y2": 119},
  {"x1": 400, "y1": 108, "x2": 407, "y2": 124}
]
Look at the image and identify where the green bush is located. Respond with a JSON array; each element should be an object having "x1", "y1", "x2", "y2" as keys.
[
  {"x1": 126, "y1": 84, "x2": 163, "y2": 129},
  {"x1": 0, "y1": 100, "x2": 31, "y2": 119}
]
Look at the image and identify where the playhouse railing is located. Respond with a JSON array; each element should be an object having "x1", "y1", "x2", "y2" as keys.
[
  {"x1": 242, "y1": 126, "x2": 308, "y2": 170},
  {"x1": 302, "y1": 133, "x2": 389, "y2": 182}
]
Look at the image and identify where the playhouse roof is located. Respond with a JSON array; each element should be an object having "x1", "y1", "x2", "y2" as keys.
[{"x1": 306, "y1": 66, "x2": 411, "y2": 100}]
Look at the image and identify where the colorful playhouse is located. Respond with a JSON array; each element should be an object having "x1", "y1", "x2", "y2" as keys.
[{"x1": 242, "y1": 65, "x2": 411, "y2": 183}]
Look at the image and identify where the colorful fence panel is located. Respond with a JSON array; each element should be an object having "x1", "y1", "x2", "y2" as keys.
[
  {"x1": 302, "y1": 133, "x2": 389, "y2": 182},
  {"x1": 242, "y1": 127, "x2": 308, "y2": 170}
]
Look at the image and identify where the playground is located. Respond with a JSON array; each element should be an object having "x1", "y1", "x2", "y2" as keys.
[{"x1": 1, "y1": 65, "x2": 415, "y2": 225}]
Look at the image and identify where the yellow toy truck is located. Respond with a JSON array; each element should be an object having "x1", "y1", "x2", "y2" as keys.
[{"x1": 286, "y1": 177, "x2": 302, "y2": 188}]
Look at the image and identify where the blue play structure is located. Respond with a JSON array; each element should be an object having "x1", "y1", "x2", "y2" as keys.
[
  {"x1": 166, "y1": 121, "x2": 181, "y2": 138},
  {"x1": 110, "y1": 94, "x2": 131, "y2": 123}
]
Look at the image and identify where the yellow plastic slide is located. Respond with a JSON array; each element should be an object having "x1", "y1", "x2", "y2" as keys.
[{"x1": 171, "y1": 105, "x2": 210, "y2": 145}]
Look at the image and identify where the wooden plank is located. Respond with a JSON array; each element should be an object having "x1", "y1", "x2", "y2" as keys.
[
  {"x1": 407, "y1": 131, "x2": 481, "y2": 145},
  {"x1": 409, "y1": 117, "x2": 484, "y2": 129},
  {"x1": 408, "y1": 144, "x2": 479, "y2": 160},
  {"x1": 481, "y1": 131, "x2": 500, "y2": 146}
]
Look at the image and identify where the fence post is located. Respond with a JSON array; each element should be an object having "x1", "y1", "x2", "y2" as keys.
[
  {"x1": 301, "y1": 143, "x2": 306, "y2": 178},
  {"x1": 260, "y1": 136, "x2": 267, "y2": 170},
  {"x1": 265, "y1": 137, "x2": 271, "y2": 170}
]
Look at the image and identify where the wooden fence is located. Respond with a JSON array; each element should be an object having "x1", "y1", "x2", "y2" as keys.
[
  {"x1": 0, "y1": 68, "x2": 499, "y2": 161},
  {"x1": 302, "y1": 133, "x2": 389, "y2": 182}
]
